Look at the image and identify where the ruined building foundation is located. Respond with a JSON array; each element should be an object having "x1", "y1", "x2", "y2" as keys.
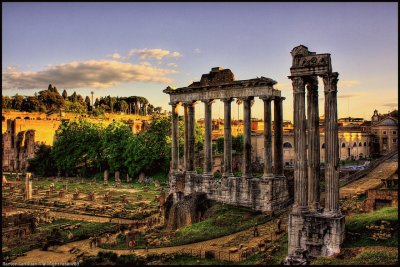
[
  {"x1": 286, "y1": 45, "x2": 345, "y2": 260},
  {"x1": 164, "y1": 67, "x2": 289, "y2": 213}
]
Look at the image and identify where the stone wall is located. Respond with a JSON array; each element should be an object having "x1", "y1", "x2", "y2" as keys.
[{"x1": 365, "y1": 189, "x2": 398, "y2": 211}]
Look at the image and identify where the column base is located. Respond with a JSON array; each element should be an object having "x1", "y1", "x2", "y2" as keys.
[{"x1": 261, "y1": 173, "x2": 275, "y2": 180}]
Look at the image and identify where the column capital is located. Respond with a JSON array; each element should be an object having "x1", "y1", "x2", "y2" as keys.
[
  {"x1": 238, "y1": 96, "x2": 254, "y2": 101},
  {"x1": 322, "y1": 72, "x2": 339, "y2": 92},
  {"x1": 220, "y1": 97, "x2": 233, "y2": 103},
  {"x1": 201, "y1": 99, "x2": 215, "y2": 104},
  {"x1": 169, "y1": 101, "x2": 181, "y2": 107},
  {"x1": 259, "y1": 96, "x2": 274, "y2": 101},
  {"x1": 182, "y1": 100, "x2": 198, "y2": 106},
  {"x1": 274, "y1": 96, "x2": 286, "y2": 102},
  {"x1": 291, "y1": 76, "x2": 305, "y2": 93}
]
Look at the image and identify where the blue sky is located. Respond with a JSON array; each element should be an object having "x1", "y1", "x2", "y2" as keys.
[{"x1": 2, "y1": 2, "x2": 398, "y2": 121}]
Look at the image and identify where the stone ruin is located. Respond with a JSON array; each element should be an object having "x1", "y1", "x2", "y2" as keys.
[
  {"x1": 164, "y1": 67, "x2": 289, "y2": 213},
  {"x1": 285, "y1": 45, "x2": 345, "y2": 261},
  {"x1": 115, "y1": 171, "x2": 121, "y2": 187},
  {"x1": 104, "y1": 169, "x2": 109, "y2": 185}
]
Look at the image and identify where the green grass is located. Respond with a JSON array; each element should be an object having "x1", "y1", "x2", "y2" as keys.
[
  {"x1": 344, "y1": 207, "x2": 398, "y2": 248},
  {"x1": 165, "y1": 254, "x2": 232, "y2": 265},
  {"x1": 168, "y1": 203, "x2": 271, "y2": 247},
  {"x1": 311, "y1": 250, "x2": 398, "y2": 265}
]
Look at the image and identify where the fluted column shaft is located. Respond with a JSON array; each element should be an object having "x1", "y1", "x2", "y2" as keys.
[
  {"x1": 170, "y1": 102, "x2": 180, "y2": 172},
  {"x1": 222, "y1": 98, "x2": 233, "y2": 177},
  {"x1": 292, "y1": 77, "x2": 308, "y2": 212},
  {"x1": 274, "y1": 96, "x2": 284, "y2": 176},
  {"x1": 242, "y1": 97, "x2": 253, "y2": 178},
  {"x1": 183, "y1": 104, "x2": 189, "y2": 170},
  {"x1": 323, "y1": 72, "x2": 340, "y2": 216},
  {"x1": 306, "y1": 77, "x2": 320, "y2": 212},
  {"x1": 203, "y1": 100, "x2": 214, "y2": 175},
  {"x1": 261, "y1": 97, "x2": 273, "y2": 177},
  {"x1": 187, "y1": 102, "x2": 196, "y2": 172}
]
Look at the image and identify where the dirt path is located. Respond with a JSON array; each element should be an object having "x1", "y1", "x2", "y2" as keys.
[
  {"x1": 340, "y1": 153, "x2": 398, "y2": 198},
  {"x1": 12, "y1": 212, "x2": 288, "y2": 264}
]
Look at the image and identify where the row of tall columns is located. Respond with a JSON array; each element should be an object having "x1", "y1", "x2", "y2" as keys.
[
  {"x1": 169, "y1": 96, "x2": 285, "y2": 180},
  {"x1": 290, "y1": 73, "x2": 340, "y2": 216}
]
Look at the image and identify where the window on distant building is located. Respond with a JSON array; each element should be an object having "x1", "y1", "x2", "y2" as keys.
[
  {"x1": 353, "y1": 142, "x2": 357, "y2": 147},
  {"x1": 364, "y1": 142, "x2": 367, "y2": 147},
  {"x1": 383, "y1": 138, "x2": 388, "y2": 145},
  {"x1": 321, "y1": 143, "x2": 325, "y2": 149},
  {"x1": 342, "y1": 143, "x2": 346, "y2": 148},
  {"x1": 359, "y1": 142, "x2": 362, "y2": 147},
  {"x1": 393, "y1": 139, "x2": 397, "y2": 143},
  {"x1": 383, "y1": 131, "x2": 387, "y2": 135},
  {"x1": 393, "y1": 131, "x2": 397, "y2": 135},
  {"x1": 374, "y1": 131, "x2": 378, "y2": 134}
]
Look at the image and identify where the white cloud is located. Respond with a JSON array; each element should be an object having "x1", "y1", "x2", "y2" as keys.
[
  {"x1": 126, "y1": 48, "x2": 182, "y2": 60},
  {"x1": 111, "y1": 53, "x2": 122, "y2": 59},
  {"x1": 2, "y1": 60, "x2": 177, "y2": 90},
  {"x1": 337, "y1": 93, "x2": 363, "y2": 99},
  {"x1": 167, "y1": 63, "x2": 178, "y2": 68},
  {"x1": 194, "y1": 48, "x2": 201, "y2": 54},
  {"x1": 5, "y1": 65, "x2": 18, "y2": 72}
]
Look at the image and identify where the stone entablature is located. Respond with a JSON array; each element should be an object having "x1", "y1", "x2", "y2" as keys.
[{"x1": 164, "y1": 67, "x2": 289, "y2": 213}]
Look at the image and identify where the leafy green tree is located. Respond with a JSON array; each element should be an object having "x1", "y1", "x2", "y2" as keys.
[
  {"x1": 85, "y1": 96, "x2": 91, "y2": 110},
  {"x1": 2, "y1": 96, "x2": 12, "y2": 109},
  {"x1": 64, "y1": 101, "x2": 87, "y2": 114},
  {"x1": 37, "y1": 86, "x2": 64, "y2": 111},
  {"x1": 21, "y1": 96, "x2": 40, "y2": 112},
  {"x1": 119, "y1": 100, "x2": 129, "y2": 114},
  {"x1": 12, "y1": 94, "x2": 24, "y2": 110},
  {"x1": 28, "y1": 144, "x2": 57, "y2": 176},
  {"x1": 232, "y1": 134, "x2": 244, "y2": 153},
  {"x1": 52, "y1": 120, "x2": 104, "y2": 176},
  {"x1": 216, "y1": 137, "x2": 224, "y2": 154},
  {"x1": 101, "y1": 121, "x2": 132, "y2": 173},
  {"x1": 110, "y1": 97, "x2": 117, "y2": 113},
  {"x1": 124, "y1": 115, "x2": 171, "y2": 176},
  {"x1": 62, "y1": 90, "x2": 68, "y2": 99}
]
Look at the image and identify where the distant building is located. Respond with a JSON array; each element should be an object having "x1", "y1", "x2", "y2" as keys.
[{"x1": 370, "y1": 110, "x2": 398, "y2": 155}]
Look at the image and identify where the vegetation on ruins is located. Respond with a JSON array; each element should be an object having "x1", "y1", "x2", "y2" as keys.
[
  {"x1": 215, "y1": 134, "x2": 244, "y2": 154},
  {"x1": 27, "y1": 144, "x2": 58, "y2": 176},
  {"x1": 2, "y1": 84, "x2": 163, "y2": 115}
]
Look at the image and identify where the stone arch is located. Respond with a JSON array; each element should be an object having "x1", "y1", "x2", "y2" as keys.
[
  {"x1": 341, "y1": 143, "x2": 346, "y2": 148},
  {"x1": 283, "y1": 142, "x2": 293, "y2": 148},
  {"x1": 359, "y1": 142, "x2": 362, "y2": 147},
  {"x1": 353, "y1": 142, "x2": 357, "y2": 147},
  {"x1": 321, "y1": 143, "x2": 325, "y2": 149},
  {"x1": 364, "y1": 142, "x2": 367, "y2": 147},
  {"x1": 24, "y1": 116, "x2": 30, "y2": 120},
  {"x1": 2, "y1": 116, "x2": 5, "y2": 121}
]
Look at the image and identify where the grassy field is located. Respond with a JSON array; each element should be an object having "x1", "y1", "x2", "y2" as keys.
[{"x1": 311, "y1": 250, "x2": 398, "y2": 265}]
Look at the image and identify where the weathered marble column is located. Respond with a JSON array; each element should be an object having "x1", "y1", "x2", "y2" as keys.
[
  {"x1": 260, "y1": 96, "x2": 273, "y2": 178},
  {"x1": 291, "y1": 77, "x2": 308, "y2": 213},
  {"x1": 242, "y1": 97, "x2": 253, "y2": 179},
  {"x1": 222, "y1": 98, "x2": 233, "y2": 177},
  {"x1": 306, "y1": 77, "x2": 320, "y2": 212},
  {"x1": 274, "y1": 96, "x2": 284, "y2": 177},
  {"x1": 323, "y1": 72, "x2": 340, "y2": 216},
  {"x1": 187, "y1": 102, "x2": 196, "y2": 172},
  {"x1": 170, "y1": 102, "x2": 180, "y2": 172},
  {"x1": 183, "y1": 103, "x2": 189, "y2": 170},
  {"x1": 202, "y1": 99, "x2": 214, "y2": 175}
]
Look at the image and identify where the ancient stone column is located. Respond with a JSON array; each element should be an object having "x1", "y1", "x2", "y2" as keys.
[
  {"x1": 274, "y1": 96, "x2": 284, "y2": 177},
  {"x1": 187, "y1": 102, "x2": 196, "y2": 172},
  {"x1": 260, "y1": 96, "x2": 273, "y2": 178},
  {"x1": 323, "y1": 72, "x2": 340, "y2": 216},
  {"x1": 221, "y1": 98, "x2": 233, "y2": 177},
  {"x1": 291, "y1": 77, "x2": 308, "y2": 213},
  {"x1": 242, "y1": 97, "x2": 253, "y2": 179},
  {"x1": 202, "y1": 99, "x2": 214, "y2": 175},
  {"x1": 104, "y1": 169, "x2": 109, "y2": 185},
  {"x1": 170, "y1": 102, "x2": 180, "y2": 172},
  {"x1": 306, "y1": 76, "x2": 320, "y2": 212},
  {"x1": 183, "y1": 103, "x2": 189, "y2": 170}
]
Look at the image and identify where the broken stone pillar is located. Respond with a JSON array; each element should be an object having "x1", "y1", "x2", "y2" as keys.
[
  {"x1": 323, "y1": 72, "x2": 341, "y2": 216},
  {"x1": 115, "y1": 171, "x2": 121, "y2": 183},
  {"x1": 25, "y1": 172, "x2": 32, "y2": 200},
  {"x1": 306, "y1": 76, "x2": 321, "y2": 212},
  {"x1": 104, "y1": 169, "x2": 109, "y2": 185},
  {"x1": 126, "y1": 173, "x2": 131, "y2": 183}
]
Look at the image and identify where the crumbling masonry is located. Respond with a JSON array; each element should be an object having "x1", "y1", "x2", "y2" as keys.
[{"x1": 163, "y1": 67, "x2": 289, "y2": 213}]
